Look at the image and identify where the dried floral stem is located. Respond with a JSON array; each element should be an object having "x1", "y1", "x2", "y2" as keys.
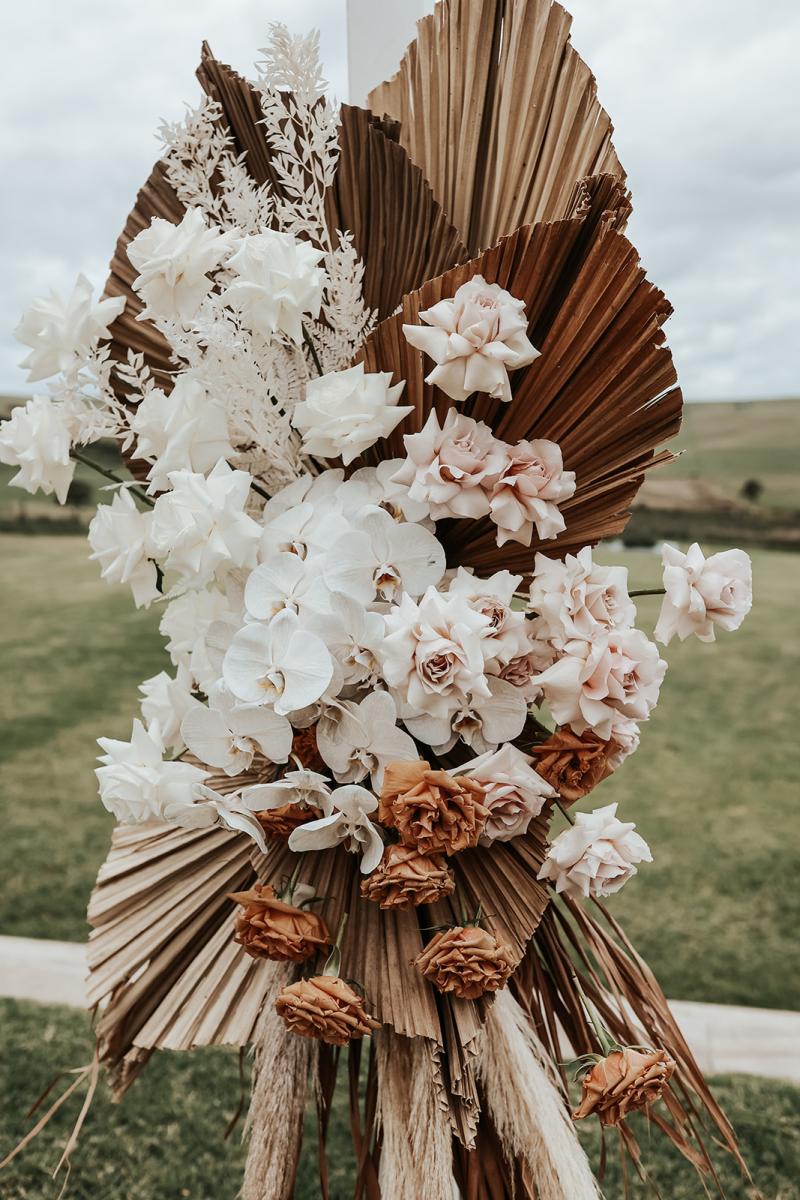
[
  {"x1": 249, "y1": 478, "x2": 272, "y2": 502},
  {"x1": 323, "y1": 911, "x2": 348, "y2": 977},
  {"x1": 69, "y1": 449, "x2": 154, "y2": 508},
  {"x1": 629, "y1": 588, "x2": 666, "y2": 598},
  {"x1": 554, "y1": 798, "x2": 575, "y2": 826},
  {"x1": 302, "y1": 324, "x2": 324, "y2": 377}
]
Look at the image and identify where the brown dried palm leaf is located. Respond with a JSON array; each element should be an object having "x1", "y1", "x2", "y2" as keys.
[
  {"x1": 367, "y1": 0, "x2": 626, "y2": 255},
  {"x1": 357, "y1": 196, "x2": 681, "y2": 572},
  {"x1": 512, "y1": 896, "x2": 749, "y2": 1189}
]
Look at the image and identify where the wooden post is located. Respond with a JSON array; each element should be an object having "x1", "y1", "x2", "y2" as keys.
[{"x1": 346, "y1": 0, "x2": 432, "y2": 105}]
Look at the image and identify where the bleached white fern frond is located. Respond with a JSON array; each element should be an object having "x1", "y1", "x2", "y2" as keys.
[
  {"x1": 257, "y1": 24, "x2": 329, "y2": 109},
  {"x1": 320, "y1": 232, "x2": 377, "y2": 365}
]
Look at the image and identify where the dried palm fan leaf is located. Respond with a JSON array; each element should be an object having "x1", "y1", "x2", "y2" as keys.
[
  {"x1": 367, "y1": 0, "x2": 626, "y2": 254},
  {"x1": 512, "y1": 897, "x2": 750, "y2": 1183},
  {"x1": 326, "y1": 104, "x2": 469, "y2": 318},
  {"x1": 357, "y1": 202, "x2": 682, "y2": 571}
]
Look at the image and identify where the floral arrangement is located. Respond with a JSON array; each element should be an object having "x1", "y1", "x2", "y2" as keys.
[{"x1": 0, "y1": 7, "x2": 755, "y2": 1199}]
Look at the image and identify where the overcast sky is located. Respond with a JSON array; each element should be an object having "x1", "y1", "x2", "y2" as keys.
[{"x1": 1, "y1": 0, "x2": 797, "y2": 400}]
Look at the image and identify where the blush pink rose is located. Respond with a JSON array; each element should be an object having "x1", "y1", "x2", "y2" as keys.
[
  {"x1": 488, "y1": 438, "x2": 576, "y2": 546},
  {"x1": 392, "y1": 409, "x2": 505, "y2": 520}
]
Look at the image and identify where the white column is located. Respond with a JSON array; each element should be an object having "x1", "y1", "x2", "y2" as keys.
[{"x1": 346, "y1": 0, "x2": 433, "y2": 106}]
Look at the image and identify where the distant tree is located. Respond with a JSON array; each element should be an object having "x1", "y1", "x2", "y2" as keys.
[{"x1": 740, "y1": 478, "x2": 763, "y2": 504}]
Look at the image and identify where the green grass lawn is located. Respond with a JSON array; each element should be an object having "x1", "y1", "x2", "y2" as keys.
[
  {"x1": 0, "y1": 999, "x2": 797, "y2": 1200},
  {"x1": 1, "y1": 535, "x2": 797, "y2": 1010}
]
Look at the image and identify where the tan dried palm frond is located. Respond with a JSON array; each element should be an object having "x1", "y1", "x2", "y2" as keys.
[
  {"x1": 357, "y1": 187, "x2": 682, "y2": 572},
  {"x1": 367, "y1": 0, "x2": 627, "y2": 256}
]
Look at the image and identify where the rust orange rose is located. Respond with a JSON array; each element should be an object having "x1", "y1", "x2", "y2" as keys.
[
  {"x1": 230, "y1": 883, "x2": 330, "y2": 963},
  {"x1": 531, "y1": 728, "x2": 615, "y2": 804},
  {"x1": 255, "y1": 801, "x2": 322, "y2": 840},
  {"x1": 275, "y1": 975, "x2": 380, "y2": 1044},
  {"x1": 413, "y1": 925, "x2": 514, "y2": 999},
  {"x1": 379, "y1": 761, "x2": 489, "y2": 855},
  {"x1": 572, "y1": 1047, "x2": 677, "y2": 1126},
  {"x1": 290, "y1": 724, "x2": 327, "y2": 774},
  {"x1": 360, "y1": 844, "x2": 455, "y2": 909}
]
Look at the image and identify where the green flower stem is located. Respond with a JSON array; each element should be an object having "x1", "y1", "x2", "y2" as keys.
[
  {"x1": 555, "y1": 798, "x2": 575, "y2": 826},
  {"x1": 629, "y1": 588, "x2": 666, "y2": 598},
  {"x1": 69, "y1": 448, "x2": 154, "y2": 508},
  {"x1": 302, "y1": 324, "x2": 324, "y2": 378},
  {"x1": 323, "y1": 910, "x2": 348, "y2": 977}
]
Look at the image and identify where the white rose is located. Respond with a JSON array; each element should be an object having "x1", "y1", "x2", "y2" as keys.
[
  {"x1": 0, "y1": 396, "x2": 77, "y2": 504},
  {"x1": 159, "y1": 583, "x2": 239, "y2": 685},
  {"x1": 537, "y1": 802, "x2": 652, "y2": 898},
  {"x1": 139, "y1": 664, "x2": 199, "y2": 753},
  {"x1": 529, "y1": 547, "x2": 636, "y2": 648},
  {"x1": 96, "y1": 719, "x2": 209, "y2": 825},
  {"x1": 222, "y1": 230, "x2": 325, "y2": 344},
  {"x1": 292, "y1": 363, "x2": 412, "y2": 465},
  {"x1": 403, "y1": 275, "x2": 539, "y2": 404},
  {"x1": 380, "y1": 587, "x2": 491, "y2": 721},
  {"x1": 127, "y1": 207, "x2": 234, "y2": 322},
  {"x1": 14, "y1": 273, "x2": 124, "y2": 382},
  {"x1": 654, "y1": 542, "x2": 753, "y2": 645},
  {"x1": 535, "y1": 628, "x2": 666, "y2": 741},
  {"x1": 458, "y1": 743, "x2": 556, "y2": 843},
  {"x1": 88, "y1": 489, "x2": 159, "y2": 607},
  {"x1": 131, "y1": 375, "x2": 235, "y2": 493},
  {"x1": 149, "y1": 460, "x2": 261, "y2": 587}
]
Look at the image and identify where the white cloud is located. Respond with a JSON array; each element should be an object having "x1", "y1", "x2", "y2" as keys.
[{"x1": 1, "y1": 0, "x2": 796, "y2": 400}]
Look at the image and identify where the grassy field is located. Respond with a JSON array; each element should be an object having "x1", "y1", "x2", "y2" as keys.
[
  {"x1": 0, "y1": 999, "x2": 797, "y2": 1200},
  {"x1": 668, "y1": 397, "x2": 800, "y2": 510},
  {"x1": 1, "y1": 534, "x2": 797, "y2": 1009}
]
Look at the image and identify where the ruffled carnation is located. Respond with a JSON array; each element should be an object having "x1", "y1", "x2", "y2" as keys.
[
  {"x1": 572, "y1": 1047, "x2": 676, "y2": 1126},
  {"x1": 403, "y1": 276, "x2": 539, "y2": 404},
  {"x1": 292, "y1": 363, "x2": 412, "y2": 465},
  {"x1": 531, "y1": 728, "x2": 617, "y2": 805},
  {"x1": 654, "y1": 542, "x2": 752, "y2": 645},
  {"x1": 230, "y1": 883, "x2": 330, "y2": 962},
  {"x1": 488, "y1": 438, "x2": 576, "y2": 546},
  {"x1": 360, "y1": 844, "x2": 454, "y2": 909},
  {"x1": 537, "y1": 801, "x2": 652, "y2": 898},
  {"x1": 413, "y1": 925, "x2": 514, "y2": 999},
  {"x1": 275, "y1": 975, "x2": 379, "y2": 1044},
  {"x1": 379, "y1": 760, "x2": 489, "y2": 855}
]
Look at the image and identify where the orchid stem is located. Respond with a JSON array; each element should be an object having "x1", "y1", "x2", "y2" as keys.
[
  {"x1": 302, "y1": 324, "x2": 324, "y2": 377},
  {"x1": 629, "y1": 588, "x2": 666, "y2": 598},
  {"x1": 69, "y1": 448, "x2": 154, "y2": 508},
  {"x1": 249, "y1": 478, "x2": 271, "y2": 502}
]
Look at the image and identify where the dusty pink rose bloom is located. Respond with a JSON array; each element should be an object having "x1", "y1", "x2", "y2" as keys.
[
  {"x1": 488, "y1": 439, "x2": 576, "y2": 546},
  {"x1": 392, "y1": 409, "x2": 505, "y2": 520},
  {"x1": 538, "y1": 802, "x2": 652, "y2": 899},
  {"x1": 654, "y1": 542, "x2": 752, "y2": 645},
  {"x1": 459, "y1": 743, "x2": 556, "y2": 843},
  {"x1": 402, "y1": 276, "x2": 539, "y2": 404}
]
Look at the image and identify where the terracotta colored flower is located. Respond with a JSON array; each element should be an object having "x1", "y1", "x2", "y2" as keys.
[
  {"x1": 290, "y1": 724, "x2": 327, "y2": 774},
  {"x1": 531, "y1": 728, "x2": 616, "y2": 805},
  {"x1": 413, "y1": 925, "x2": 514, "y2": 999},
  {"x1": 379, "y1": 761, "x2": 489, "y2": 856},
  {"x1": 230, "y1": 883, "x2": 329, "y2": 963},
  {"x1": 275, "y1": 975, "x2": 380, "y2": 1045},
  {"x1": 572, "y1": 1047, "x2": 677, "y2": 1126},
  {"x1": 255, "y1": 802, "x2": 322, "y2": 840},
  {"x1": 360, "y1": 844, "x2": 455, "y2": 910}
]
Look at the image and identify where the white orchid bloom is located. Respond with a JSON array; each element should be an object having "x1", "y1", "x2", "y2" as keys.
[
  {"x1": 338, "y1": 461, "x2": 432, "y2": 525},
  {"x1": 88, "y1": 489, "x2": 159, "y2": 607},
  {"x1": 258, "y1": 502, "x2": 352, "y2": 563},
  {"x1": 14, "y1": 273, "x2": 124, "y2": 382},
  {"x1": 306, "y1": 592, "x2": 384, "y2": 687},
  {"x1": 222, "y1": 608, "x2": 333, "y2": 714},
  {"x1": 241, "y1": 768, "x2": 333, "y2": 817},
  {"x1": 181, "y1": 686, "x2": 292, "y2": 775},
  {"x1": 139, "y1": 663, "x2": 199, "y2": 753},
  {"x1": 0, "y1": 396, "x2": 76, "y2": 504},
  {"x1": 292, "y1": 363, "x2": 413, "y2": 465},
  {"x1": 179, "y1": 785, "x2": 268, "y2": 853},
  {"x1": 131, "y1": 375, "x2": 235, "y2": 494},
  {"x1": 95, "y1": 719, "x2": 209, "y2": 825},
  {"x1": 288, "y1": 784, "x2": 385, "y2": 873},
  {"x1": 149, "y1": 460, "x2": 261, "y2": 587},
  {"x1": 316, "y1": 690, "x2": 418, "y2": 788},
  {"x1": 324, "y1": 506, "x2": 445, "y2": 604},
  {"x1": 127, "y1": 207, "x2": 234, "y2": 322},
  {"x1": 404, "y1": 675, "x2": 527, "y2": 753},
  {"x1": 222, "y1": 230, "x2": 325, "y2": 344},
  {"x1": 244, "y1": 552, "x2": 331, "y2": 622}
]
